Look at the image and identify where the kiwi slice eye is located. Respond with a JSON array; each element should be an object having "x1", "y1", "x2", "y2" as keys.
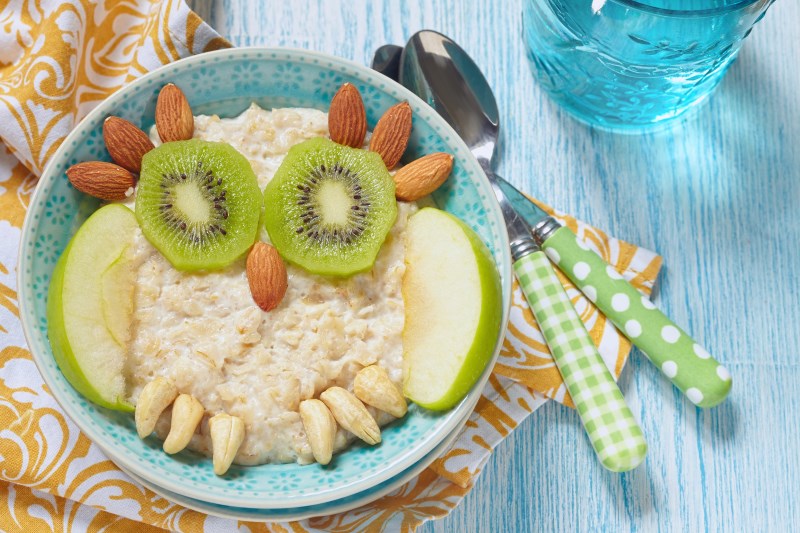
[
  {"x1": 263, "y1": 138, "x2": 397, "y2": 277},
  {"x1": 136, "y1": 140, "x2": 261, "y2": 271}
]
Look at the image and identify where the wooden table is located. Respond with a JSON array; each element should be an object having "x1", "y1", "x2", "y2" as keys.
[{"x1": 189, "y1": 1, "x2": 800, "y2": 530}]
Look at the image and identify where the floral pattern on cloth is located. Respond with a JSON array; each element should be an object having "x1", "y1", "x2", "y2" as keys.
[
  {"x1": 0, "y1": 0, "x2": 228, "y2": 176},
  {"x1": 0, "y1": 1, "x2": 662, "y2": 530}
]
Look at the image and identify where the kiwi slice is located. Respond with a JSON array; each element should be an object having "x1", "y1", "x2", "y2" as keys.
[
  {"x1": 136, "y1": 140, "x2": 261, "y2": 271},
  {"x1": 263, "y1": 138, "x2": 397, "y2": 276}
]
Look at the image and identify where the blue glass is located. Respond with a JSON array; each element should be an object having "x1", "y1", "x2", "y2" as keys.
[{"x1": 523, "y1": 0, "x2": 774, "y2": 131}]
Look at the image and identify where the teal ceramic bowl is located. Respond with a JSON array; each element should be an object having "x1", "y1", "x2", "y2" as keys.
[
  {"x1": 114, "y1": 389, "x2": 478, "y2": 522},
  {"x1": 19, "y1": 48, "x2": 511, "y2": 509}
]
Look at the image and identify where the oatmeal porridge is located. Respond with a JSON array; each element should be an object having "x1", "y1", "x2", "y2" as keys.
[{"x1": 124, "y1": 104, "x2": 414, "y2": 465}]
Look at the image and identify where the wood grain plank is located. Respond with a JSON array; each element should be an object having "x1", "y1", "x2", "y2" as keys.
[{"x1": 187, "y1": 0, "x2": 800, "y2": 530}]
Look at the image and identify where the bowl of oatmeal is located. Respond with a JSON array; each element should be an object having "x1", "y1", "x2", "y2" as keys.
[{"x1": 19, "y1": 48, "x2": 512, "y2": 509}]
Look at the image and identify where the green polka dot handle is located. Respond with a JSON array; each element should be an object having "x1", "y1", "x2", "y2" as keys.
[
  {"x1": 515, "y1": 250, "x2": 647, "y2": 472},
  {"x1": 542, "y1": 226, "x2": 732, "y2": 408}
]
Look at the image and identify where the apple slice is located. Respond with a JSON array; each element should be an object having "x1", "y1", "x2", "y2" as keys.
[
  {"x1": 402, "y1": 208, "x2": 503, "y2": 411},
  {"x1": 47, "y1": 204, "x2": 139, "y2": 411}
]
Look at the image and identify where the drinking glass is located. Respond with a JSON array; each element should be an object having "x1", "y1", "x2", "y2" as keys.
[{"x1": 523, "y1": 0, "x2": 774, "y2": 131}]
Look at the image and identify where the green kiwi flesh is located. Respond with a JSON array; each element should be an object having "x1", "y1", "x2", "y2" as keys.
[
  {"x1": 136, "y1": 140, "x2": 261, "y2": 270},
  {"x1": 263, "y1": 138, "x2": 397, "y2": 276}
]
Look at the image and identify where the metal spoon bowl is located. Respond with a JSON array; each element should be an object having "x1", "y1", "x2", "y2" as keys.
[{"x1": 401, "y1": 31, "x2": 500, "y2": 170}]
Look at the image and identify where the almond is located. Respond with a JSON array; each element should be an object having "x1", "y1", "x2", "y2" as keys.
[
  {"x1": 103, "y1": 116, "x2": 155, "y2": 173},
  {"x1": 392, "y1": 152, "x2": 454, "y2": 201},
  {"x1": 66, "y1": 161, "x2": 137, "y2": 201},
  {"x1": 156, "y1": 83, "x2": 194, "y2": 142},
  {"x1": 329, "y1": 83, "x2": 367, "y2": 148},
  {"x1": 369, "y1": 101, "x2": 412, "y2": 169},
  {"x1": 246, "y1": 242, "x2": 288, "y2": 312}
]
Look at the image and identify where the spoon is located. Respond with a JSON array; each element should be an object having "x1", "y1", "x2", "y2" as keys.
[
  {"x1": 371, "y1": 44, "x2": 403, "y2": 82},
  {"x1": 383, "y1": 34, "x2": 648, "y2": 472},
  {"x1": 395, "y1": 30, "x2": 732, "y2": 410}
]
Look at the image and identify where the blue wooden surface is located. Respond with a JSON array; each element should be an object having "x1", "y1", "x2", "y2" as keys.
[{"x1": 189, "y1": 1, "x2": 800, "y2": 530}]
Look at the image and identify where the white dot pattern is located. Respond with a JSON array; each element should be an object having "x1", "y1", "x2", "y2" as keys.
[
  {"x1": 661, "y1": 325, "x2": 680, "y2": 343},
  {"x1": 543, "y1": 227, "x2": 732, "y2": 413},
  {"x1": 693, "y1": 343, "x2": 711, "y2": 359},
  {"x1": 686, "y1": 388, "x2": 704, "y2": 405},
  {"x1": 625, "y1": 320, "x2": 642, "y2": 338},
  {"x1": 611, "y1": 293, "x2": 630, "y2": 312},
  {"x1": 546, "y1": 248, "x2": 561, "y2": 264},
  {"x1": 573, "y1": 262, "x2": 591, "y2": 280}
]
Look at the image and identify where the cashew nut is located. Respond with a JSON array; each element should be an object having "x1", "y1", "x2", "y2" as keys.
[
  {"x1": 354, "y1": 365, "x2": 407, "y2": 418},
  {"x1": 209, "y1": 413, "x2": 245, "y2": 475},
  {"x1": 163, "y1": 394, "x2": 204, "y2": 454},
  {"x1": 135, "y1": 377, "x2": 178, "y2": 439},
  {"x1": 299, "y1": 399, "x2": 337, "y2": 465},
  {"x1": 320, "y1": 387, "x2": 380, "y2": 445}
]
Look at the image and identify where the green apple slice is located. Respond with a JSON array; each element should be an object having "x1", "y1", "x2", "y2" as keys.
[
  {"x1": 402, "y1": 207, "x2": 503, "y2": 411},
  {"x1": 47, "y1": 203, "x2": 139, "y2": 411}
]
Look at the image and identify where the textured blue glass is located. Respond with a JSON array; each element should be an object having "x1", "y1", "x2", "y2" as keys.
[{"x1": 523, "y1": 0, "x2": 774, "y2": 131}]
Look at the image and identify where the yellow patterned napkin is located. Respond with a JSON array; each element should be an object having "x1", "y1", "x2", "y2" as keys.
[{"x1": 0, "y1": 1, "x2": 661, "y2": 531}]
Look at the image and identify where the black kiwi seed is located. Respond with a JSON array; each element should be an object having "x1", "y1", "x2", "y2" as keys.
[
  {"x1": 154, "y1": 165, "x2": 231, "y2": 242},
  {"x1": 286, "y1": 169, "x2": 375, "y2": 247},
  {"x1": 135, "y1": 139, "x2": 261, "y2": 271},
  {"x1": 262, "y1": 138, "x2": 397, "y2": 276},
  {"x1": 145, "y1": 153, "x2": 243, "y2": 254}
]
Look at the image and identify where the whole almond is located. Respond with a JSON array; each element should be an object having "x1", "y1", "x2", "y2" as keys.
[
  {"x1": 156, "y1": 83, "x2": 194, "y2": 142},
  {"x1": 103, "y1": 116, "x2": 155, "y2": 173},
  {"x1": 369, "y1": 101, "x2": 412, "y2": 169},
  {"x1": 246, "y1": 242, "x2": 288, "y2": 312},
  {"x1": 392, "y1": 152, "x2": 454, "y2": 202},
  {"x1": 329, "y1": 83, "x2": 367, "y2": 148},
  {"x1": 66, "y1": 161, "x2": 137, "y2": 201}
]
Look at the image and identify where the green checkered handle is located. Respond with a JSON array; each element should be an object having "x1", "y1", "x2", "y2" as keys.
[
  {"x1": 541, "y1": 226, "x2": 732, "y2": 408},
  {"x1": 515, "y1": 250, "x2": 647, "y2": 472}
]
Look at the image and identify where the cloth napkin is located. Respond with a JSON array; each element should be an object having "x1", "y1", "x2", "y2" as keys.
[{"x1": 0, "y1": 1, "x2": 662, "y2": 531}]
